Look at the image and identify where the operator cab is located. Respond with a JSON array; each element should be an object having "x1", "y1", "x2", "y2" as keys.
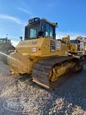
[
  {"x1": 0, "y1": 38, "x2": 11, "y2": 44},
  {"x1": 25, "y1": 17, "x2": 57, "y2": 40},
  {"x1": 71, "y1": 39, "x2": 80, "y2": 51}
]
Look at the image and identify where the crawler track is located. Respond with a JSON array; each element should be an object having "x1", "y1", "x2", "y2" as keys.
[{"x1": 32, "y1": 56, "x2": 82, "y2": 90}]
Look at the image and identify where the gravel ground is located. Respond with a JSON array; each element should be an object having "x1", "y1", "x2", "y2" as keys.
[{"x1": 0, "y1": 61, "x2": 86, "y2": 115}]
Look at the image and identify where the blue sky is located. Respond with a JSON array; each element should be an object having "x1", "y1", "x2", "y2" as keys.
[{"x1": 0, "y1": 0, "x2": 86, "y2": 46}]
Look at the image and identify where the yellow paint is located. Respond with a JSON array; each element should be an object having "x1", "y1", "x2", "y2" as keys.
[
  {"x1": 49, "y1": 61, "x2": 76, "y2": 82},
  {"x1": 62, "y1": 35, "x2": 78, "y2": 53},
  {"x1": 8, "y1": 37, "x2": 69, "y2": 74}
]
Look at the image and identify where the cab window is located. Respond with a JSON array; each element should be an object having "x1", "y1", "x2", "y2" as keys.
[
  {"x1": 45, "y1": 23, "x2": 54, "y2": 38},
  {"x1": 50, "y1": 26, "x2": 53, "y2": 38},
  {"x1": 30, "y1": 29, "x2": 36, "y2": 38}
]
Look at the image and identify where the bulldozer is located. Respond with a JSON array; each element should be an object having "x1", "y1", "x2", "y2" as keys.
[
  {"x1": 2, "y1": 17, "x2": 85, "y2": 90},
  {"x1": 0, "y1": 37, "x2": 15, "y2": 54},
  {"x1": 0, "y1": 37, "x2": 15, "y2": 62},
  {"x1": 61, "y1": 35, "x2": 86, "y2": 55},
  {"x1": 76, "y1": 36, "x2": 86, "y2": 54},
  {"x1": 61, "y1": 35, "x2": 78, "y2": 54}
]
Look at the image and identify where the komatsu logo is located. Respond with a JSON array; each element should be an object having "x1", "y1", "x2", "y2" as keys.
[{"x1": 20, "y1": 41, "x2": 37, "y2": 45}]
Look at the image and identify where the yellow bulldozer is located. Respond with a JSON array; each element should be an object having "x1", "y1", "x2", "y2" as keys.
[
  {"x1": 76, "y1": 36, "x2": 86, "y2": 54},
  {"x1": 2, "y1": 17, "x2": 86, "y2": 90},
  {"x1": 61, "y1": 35, "x2": 86, "y2": 55},
  {"x1": 61, "y1": 35, "x2": 78, "y2": 54}
]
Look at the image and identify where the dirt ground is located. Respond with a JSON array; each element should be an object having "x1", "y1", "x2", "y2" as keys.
[{"x1": 0, "y1": 61, "x2": 86, "y2": 115}]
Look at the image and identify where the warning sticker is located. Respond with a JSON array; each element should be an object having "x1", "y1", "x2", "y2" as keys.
[
  {"x1": 56, "y1": 44, "x2": 60, "y2": 48},
  {"x1": 32, "y1": 48, "x2": 36, "y2": 52}
]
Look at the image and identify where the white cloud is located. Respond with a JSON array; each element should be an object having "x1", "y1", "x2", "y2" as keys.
[
  {"x1": 0, "y1": 14, "x2": 25, "y2": 25},
  {"x1": 18, "y1": 7, "x2": 33, "y2": 15},
  {"x1": 56, "y1": 31, "x2": 86, "y2": 40},
  {"x1": 11, "y1": 40, "x2": 19, "y2": 47},
  {"x1": 8, "y1": 35, "x2": 20, "y2": 47}
]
